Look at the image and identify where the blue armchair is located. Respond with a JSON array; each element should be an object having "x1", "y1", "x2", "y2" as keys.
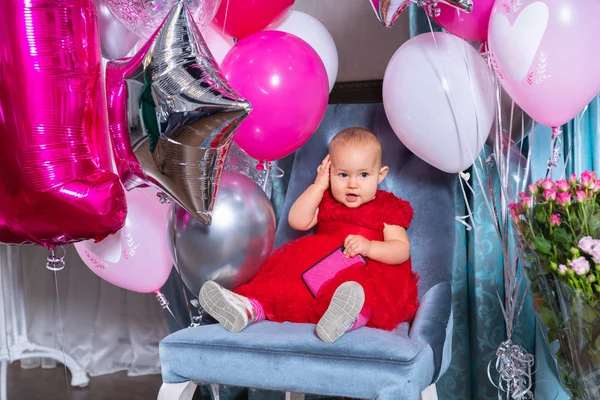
[{"x1": 158, "y1": 104, "x2": 456, "y2": 400}]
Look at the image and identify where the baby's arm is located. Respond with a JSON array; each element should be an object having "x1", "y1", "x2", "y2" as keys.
[
  {"x1": 288, "y1": 155, "x2": 330, "y2": 231},
  {"x1": 344, "y1": 223, "x2": 410, "y2": 265}
]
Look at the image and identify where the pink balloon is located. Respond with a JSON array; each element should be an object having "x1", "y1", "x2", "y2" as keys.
[
  {"x1": 0, "y1": 0, "x2": 127, "y2": 246},
  {"x1": 488, "y1": 0, "x2": 600, "y2": 128},
  {"x1": 433, "y1": 0, "x2": 494, "y2": 42},
  {"x1": 213, "y1": 0, "x2": 294, "y2": 39},
  {"x1": 74, "y1": 188, "x2": 173, "y2": 294},
  {"x1": 220, "y1": 31, "x2": 329, "y2": 161}
]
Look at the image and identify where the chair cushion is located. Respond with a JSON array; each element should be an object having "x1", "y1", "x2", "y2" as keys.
[{"x1": 160, "y1": 321, "x2": 434, "y2": 400}]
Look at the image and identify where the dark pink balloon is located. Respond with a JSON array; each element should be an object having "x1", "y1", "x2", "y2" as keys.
[
  {"x1": 0, "y1": 0, "x2": 126, "y2": 246},
  {"x1": 221, "y1": 31, "x2": 329, "y2": 161},
  {"x1": 433, "y1": 0, "x2": 495, "y2": 42},
  {"x1": 213, "y1": 0, "x2": 294, "y2": 39}
]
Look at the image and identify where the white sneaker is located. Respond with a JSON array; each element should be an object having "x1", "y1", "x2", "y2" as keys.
[
  {"x1": 316, "y1": 281, "x2": 365, "y2": 343},
  {"x1": 199, "y1": 281, "x2": 255, "y2": 333}
]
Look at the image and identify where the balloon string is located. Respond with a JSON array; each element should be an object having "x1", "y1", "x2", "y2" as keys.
[
  {"x1": 545, "y1": 131, "x2": 562, "y2": 179},
  {"x1": 155, "y1": 291, "x2": 186, "y2": 329},
  {"x1": 46, "y1": 246, "x2": 66, "y2": 272},
  {"x1": 221, "y1": 0, "x2": 230, "y2": 38},
  {"x1": 262, "y1": 162, "x2": 272, "y2": 192},
  {"x1": 53, "y1": 268, "x2": 72, "y2": 400}
]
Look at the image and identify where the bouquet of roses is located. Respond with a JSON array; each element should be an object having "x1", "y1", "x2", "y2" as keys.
[{"x1": 510, "y1": 171, "x2": 600, "y2": 399}]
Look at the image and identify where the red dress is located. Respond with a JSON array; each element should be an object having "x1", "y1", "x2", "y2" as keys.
[{"x1": 234, "y1": 189, "x2": 419, "y2": 331}]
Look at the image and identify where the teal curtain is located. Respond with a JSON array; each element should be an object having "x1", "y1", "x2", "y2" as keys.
[
  {"x1": 410, "y1": 5, "x2": 600, "y2": 398},
  {"x1": 408, "y1": 5, "x2": 537, "y2": 398},
  {"x1": 528, "y1": 98, "x2": 600, "y2": 399}
]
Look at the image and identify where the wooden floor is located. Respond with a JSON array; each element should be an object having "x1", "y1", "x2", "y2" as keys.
[
  {"x1": 6, "y1": 363, "x2": 347, "y2": 400},
  {"x1": 6, "y1": 363, "x2": 164, "y2": 400}
]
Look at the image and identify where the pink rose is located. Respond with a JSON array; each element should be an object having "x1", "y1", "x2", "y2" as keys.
[
  {"x1": 556, "y1": 192, "x2": 572, "y2": 206},
  {"x1": 555, "y1": 180, "x2": 569, "y2": 192},
  {"x1": 558, "y1": 264, "x2": 568, "y2": 275},
  {"x1": 543, "y1": 188, "x2": 557, "y2": 201},
  {"x1": 581, "y1": 171, "x2": 596, "y2": 188},
  {"x1": 509, "y1": 203, "x2": 523, "y2": 221},
  {"x1": 551, "y1": 214, "x2": 561, "y2": 226},
  {"x1": 579, "y1": 236, "x2": 596, "y2": 254},
  {"x1": 528, "y1": 184, "x2": 538, "y2": 195},
  {"x1": 538, "y1": 178, "x2": 554, "y2": 190},
  {"x1": 570, "y1": 257, "x2": 591, "y2": 276},
  {"x1": 569, "y1": 173, "x2": 578, "y2": 185},
  {"x1": 520, "y1": 196, "x2": 533, "y2": 209},
  {"x1": 576, "y1": 190, "x2": 587, "y2": 202},
  {"x1": 582, "y1": 170, "x2": 597, "y2": 179}
]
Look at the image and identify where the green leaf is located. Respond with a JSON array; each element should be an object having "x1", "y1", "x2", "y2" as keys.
[
  {"x1": 582, "y1": 304, "x2": 599, "y2": 324},
  {"x1": 594, "y1": 335, "x2": 600, "y2": 351},
  {"x1": 590, "y1": 213, "x2": 600, "y2": 237},
  {"x1": 554, "y1": 227, "x2": 572, "y2": 247},
  {"x1": 547, "y1": 329, "x2": 558, "y2": 343},
  {"x1": 539, "y1": 306, "x2": 557, "y2": 329},
  {"x1": 534, "y1": 236, "x2": 553, "y2": 255},
  {"x1": 590, "y1": 352, "x2": 600, "y2": 369},
  {"x1": 535, "y1": 210, "x2": 547, "y2": 225}
]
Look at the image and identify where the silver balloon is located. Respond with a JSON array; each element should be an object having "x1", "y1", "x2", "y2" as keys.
[
  {"x1": 106, "y1": 3, "x2": 251, "y2": 225},
  {"x1": 436, "y1": 0, "x2": 472, "y2": 13},
  {"x1": 168, "y1": 171, "x2": 276, "y2": 296},
  {"x1": 96, "y1": 0, "x2": 140, "y2": 59}
]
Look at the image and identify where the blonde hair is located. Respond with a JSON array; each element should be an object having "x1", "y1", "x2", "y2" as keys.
[{"x1": 329, "y1": 127, "x2": 383, "y2": 165}]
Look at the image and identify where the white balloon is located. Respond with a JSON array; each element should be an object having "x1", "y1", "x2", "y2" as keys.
[
  {"x1": 269, "y1": 11, "x2": 338, "y2": 93},
  {"x1": 204, "y1": 25, "x2": 235, "y2": 66},
  {"x1": 383, "y1": 32, "x2": 495, "y2": 173}
]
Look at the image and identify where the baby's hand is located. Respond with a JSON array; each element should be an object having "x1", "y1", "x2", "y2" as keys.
[
  {"x1": 343, "y1": 235, "x2": 371, "y2": 258},
  {"x1": 314, "y1": 155, "x2": 331, "y2": 191}
]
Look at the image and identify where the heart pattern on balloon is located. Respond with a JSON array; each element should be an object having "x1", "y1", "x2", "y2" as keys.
[
  {"x1": 488, "y1": 0, "x2": 600, "y2": 128},
  {"x1": 489, "y1": 2, "x2": 549, "y2": 82}
]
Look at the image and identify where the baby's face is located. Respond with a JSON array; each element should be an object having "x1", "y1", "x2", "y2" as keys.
[{"x1": 329, "y1": 143, "x2": 388, "y2": 208}]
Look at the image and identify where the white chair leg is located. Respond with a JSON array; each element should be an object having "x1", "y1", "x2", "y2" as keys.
[
  {"x1": 1, "y1": 361, "x2": 7, "y2": 400},
  {"x1": 285, "y1": 393, "x2": 305, "y2": 400},
  {"x1": 158, "y1": 381, "x2": 197, "y2": 400},
  {"x1": 210, "y1": 383, "x2": 220, "y2": 400},
  {"x1": 419, "y1": 384, "x2": 438, "y2": 400}
]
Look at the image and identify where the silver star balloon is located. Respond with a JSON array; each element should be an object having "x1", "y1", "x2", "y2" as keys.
[
  {"x1": 370, "y1": 0, "x2": 472, "y2": 28},
  {"x1": 106, "y1": 2, "x2": 251, "y2": 225}
]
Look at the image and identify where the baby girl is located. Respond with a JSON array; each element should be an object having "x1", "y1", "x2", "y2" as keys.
[{"x1": 199, "y1": 127, "x2": 419, "y2": 342}]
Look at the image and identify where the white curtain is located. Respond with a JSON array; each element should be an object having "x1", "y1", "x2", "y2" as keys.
[{"x1": 20, "y1": 244, "x2": 170, "y2": 376}]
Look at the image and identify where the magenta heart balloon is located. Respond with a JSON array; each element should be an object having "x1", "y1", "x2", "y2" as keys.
[{"x1": 488, "y1": 0, "x2": 600, "y2": 128}]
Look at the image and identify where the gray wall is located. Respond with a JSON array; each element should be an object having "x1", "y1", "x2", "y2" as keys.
[{"x1": 293, "y1": 0, "x2": 410, "y2": 82}]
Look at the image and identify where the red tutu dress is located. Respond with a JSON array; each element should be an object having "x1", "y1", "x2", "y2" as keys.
[{"x1": 234, "y1": 189, "x2": 419, "y2": 331}]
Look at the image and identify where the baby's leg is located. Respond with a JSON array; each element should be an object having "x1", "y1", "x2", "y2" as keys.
[
  {"x1": 199, "y1": 281, "x2": 266, "y2": 333},
  {"x1": 316, "y1": 281, "x2": 367, "y2": 343},
  {"x1": 346, "y1": 307, "x2": 372, "y2": 332}
]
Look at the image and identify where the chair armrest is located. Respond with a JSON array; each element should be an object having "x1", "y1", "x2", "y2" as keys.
[{"x1": 409, "y1": 281, "x2": 453, "y2": 383}]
